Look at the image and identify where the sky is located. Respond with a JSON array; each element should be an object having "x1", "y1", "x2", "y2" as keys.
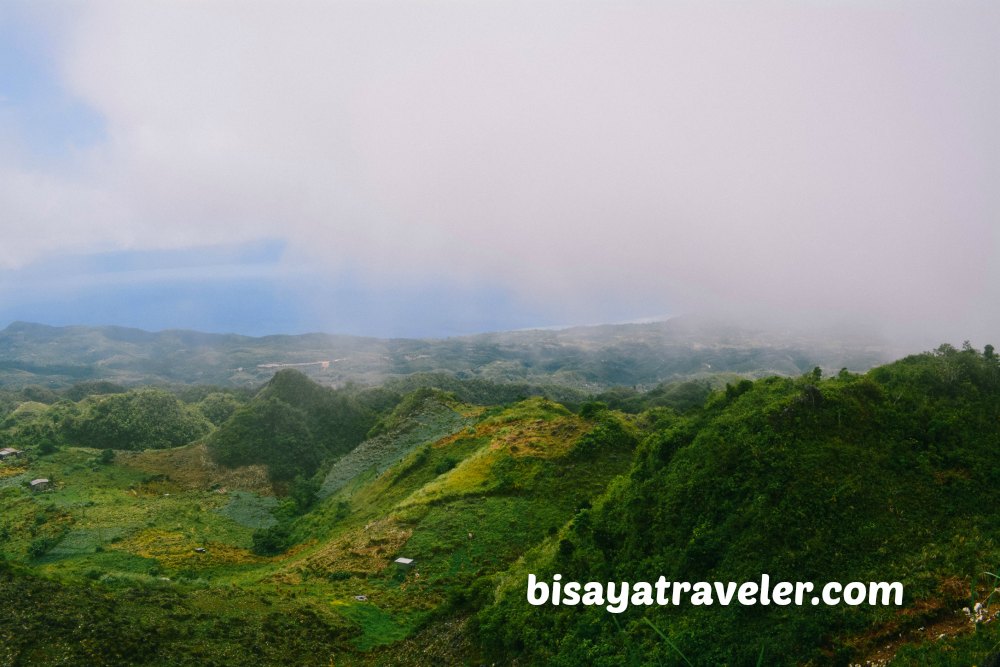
[{"x1": 0, "y1": 1, "x2": 997, "y2": 343}]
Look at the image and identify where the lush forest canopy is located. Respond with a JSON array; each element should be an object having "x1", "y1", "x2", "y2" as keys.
[{"x1": 477, "y1": 344, "x2": 1000, "y2": 665}]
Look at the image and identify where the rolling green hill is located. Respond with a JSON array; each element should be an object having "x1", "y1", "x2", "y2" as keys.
[
  {"x1": 476, "y1": 344, "x2": 1000, "y2": 665},
  {"x1": 1, "y1": 345, "x2": 997, "y2": 665},
  {"x1": 0, "y1": 394, "x2": 639, "y2": 665}
]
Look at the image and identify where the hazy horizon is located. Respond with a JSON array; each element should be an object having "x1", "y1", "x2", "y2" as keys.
[
  {"x1": 0, "y1": 313, "x2": 923, "y2": 367},
  {"x1": 0, "y1": 309, "x2": 676, "y2": 339},
  {"x1": 1, "y1": 1, "x2": 997, "y2": 346}
]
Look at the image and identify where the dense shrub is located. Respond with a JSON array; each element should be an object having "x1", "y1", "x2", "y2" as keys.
[
  {"x1": 478, "y1": 345, "x2": 1000, "y2": 666},
  {"x1": 64, "y1": 390, "x2": 212, "y2": 451}
]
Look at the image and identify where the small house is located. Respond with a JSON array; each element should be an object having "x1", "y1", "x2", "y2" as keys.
[
  {"x1": 394, "y1": 557, "x2": 414, "y2": 567},
  {"x1": 0, "y1": 448, "x2": 23, "y2": 460},
  {"x1": 29, "y1": 478, "x2": 50, "y2": 491}
]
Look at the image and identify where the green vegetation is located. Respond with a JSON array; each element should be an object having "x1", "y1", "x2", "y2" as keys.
[
  {"x1": 206, "y1": 370, "x2": 391, "y2": 483},
  {"x1": 66, "y1": 390, "x2": 213, "y2": 451},
  {"x1": 594, "y1": 378, "x2": 715, "y2": 413},
  {"x1": 318, "y1": 388, "x2": 474, "y2": 499},
  {"x1": 0, "y1": 560, "x2": 355, "y2": 666},
  {"x1": 258, "y1": 369, "x2": 387, "y2": 457},
  {"x1": 477, "y1": 344, "x2": 1000, "y2": 665},
  {"x1": 1, "y1": 342, "x2": 998, "y2": 665},
  {"x1": 0, "y1": 391, "x2": 635, "y2": 664},
  {"x1": 208, "y1": 396, "x2": 318, "y2": 482},
  {"x1": 216, "y1": 491, "x2": 279, "y2": 530},
  {"x1": 0, "y1": 388, "x2": 212, "y2": 453},
  {"x1": 195, "y1": 391, "x2": 245, "y2": 425}
]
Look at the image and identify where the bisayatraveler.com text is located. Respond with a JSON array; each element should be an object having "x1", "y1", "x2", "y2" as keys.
[{"x1": 527, "y1": 574, "x2": 903, "y2": 613}]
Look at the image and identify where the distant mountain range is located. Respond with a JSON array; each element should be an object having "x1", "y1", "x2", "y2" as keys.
[{"x1": 0, "y1": 318, "x2": 898, "y2": 390}]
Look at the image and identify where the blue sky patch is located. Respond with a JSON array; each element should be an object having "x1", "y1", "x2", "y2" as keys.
[{"x1": 0, "y1": 12, "x2": 106, "y2": 160}]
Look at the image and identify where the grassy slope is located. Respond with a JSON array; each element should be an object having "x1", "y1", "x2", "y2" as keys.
[
  {"x1": 0, "y1": 447, "x2": 351, "y2": 666},
  {"x1": 318, "y1": 391, "x2": 478, "y2": 499},
  {"x1": 0, "y1": 397, "x2": 637, "y2": 665},
  {"x1": 4, "y1": 350, "x2": 998, "y2": 665},
  {"x1": 0, "y1": 560, "x2": 356, "y2": 667},
  {"x1": 270, "y1": 397, "x2": 638, "y2": 661}
]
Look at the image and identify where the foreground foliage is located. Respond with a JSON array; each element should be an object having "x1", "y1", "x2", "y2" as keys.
[
  {"x1": 477, "y1": 345, "x2": 1000, "y2": 665},
  {"x1": 2, "y1": 345, "x2": 999, "y2": 665}
]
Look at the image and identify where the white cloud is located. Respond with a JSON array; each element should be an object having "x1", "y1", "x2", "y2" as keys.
[{"x1": 2, "y1": 0, "x2": 998, "y2": 341}]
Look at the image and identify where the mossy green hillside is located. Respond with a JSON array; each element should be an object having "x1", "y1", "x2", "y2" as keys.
[{"x1": 477, "y1": 347, "x2": 1000, "y2": 666}]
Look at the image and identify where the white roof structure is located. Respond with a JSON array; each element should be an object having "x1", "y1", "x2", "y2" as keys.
[
  {"x1": 394, "y1": 557, "x2": 414, "y2": 566},
  {"x1": 30, "y1": 478, "x2": 50, "y2": 486}
]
